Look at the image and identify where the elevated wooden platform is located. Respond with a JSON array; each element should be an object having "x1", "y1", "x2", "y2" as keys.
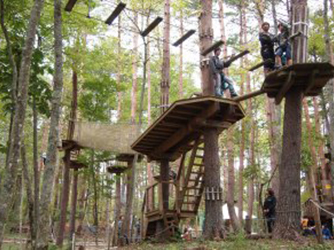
[
  {"x1": 262, "y1": 63, "x2": 334, "y2": 105},
  {"x1": 131, "y1": 96, "x2": 245, "y2": 161}
]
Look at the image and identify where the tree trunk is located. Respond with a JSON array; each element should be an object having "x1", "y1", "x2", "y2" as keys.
[
  {"x1": 0, "y1": 0, "x2": 45, "y2": 244},
  {"x1": 273, "y1": 0, "x2": 308, "y2": 240},
  {"x1": 69, "y1": 169, "x2": 79, "y2": 240},
  {"x1": 160, "y1": 0, "x2": 170, "y2": 113},
  {"x1": 203, "y1": 129, "x2": 224, "y2": 239},
  {"x1": 323, "y1": 0, "x2": 334, "y2": 201},
  {"x1": 303, "y1": 99, "x2": 323, "y2": 243},
  {"x1": 21, "y1": 142, "x2": 35, "y2": 247},
  {"x1": 112, "y1": 173, "x2": 121, "y2": 246},
  {"x1": 117, "y1": 13, "x2": 122, "y2": 121},
  {"x1": 237, "y1": 0, "x2": 245, "y2": 226},
  {"x1": 179, "y1": 9, "x2": 183, "y2": 99},
  {"x1": 199, "y1": 0, "x2": 224, "y2": 239},
  {"x1": 130, "y1": 13, "x2": 138, "y2": 124},
  {"x1": 226, "y1": 127, "x2": 241, "y2": 232},
  {"x1": 56, "y1": 151, "x2": 71, "y2": 246},
  {"x1": 273, "y1": 88, "x2": 303, "y2": 240},
  {"x1": 33, "y1": 97, "x2": 40, "y2": 246},
  {"x1": 121, "y1": 157, "x2": 137, "y2": 245},
  {"x1": 37, "y1": 0, "x2": 63, "y2": 247}
]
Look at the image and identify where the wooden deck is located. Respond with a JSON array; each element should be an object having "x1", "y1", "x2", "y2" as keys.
[
  {"x1": 262, "y1": 63, "x2": 334, "y2": 104},
  {"x1": 131, "y1": 96, "x2": 245, "y2": 161}
]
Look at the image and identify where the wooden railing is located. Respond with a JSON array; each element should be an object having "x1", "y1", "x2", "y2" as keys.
[{"x1": 142, "y1": 181, "x2": 180, "y2": 215}]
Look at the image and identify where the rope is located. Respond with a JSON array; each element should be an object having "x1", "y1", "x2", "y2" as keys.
[{"x1": 309, "y1": 199, "x2": 334, "y2": 217}]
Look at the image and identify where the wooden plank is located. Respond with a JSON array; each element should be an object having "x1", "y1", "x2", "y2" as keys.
[
  {"x1": 275, "y1": 71, "x2": 295, "y2": 105},
  {"x1": 304, "y1": 69, "x2": 319, "y2": 95},
  {"x1": 153, "y1": 102, "x2": 220, "y2": 155}
]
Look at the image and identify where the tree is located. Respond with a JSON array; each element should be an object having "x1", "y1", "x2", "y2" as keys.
[
  {"x1": 273, "y1": 0, "x2": 308, "y2": 240},
  {"x1": 37, "y1": 0, "x2": 64, "y2": 247},
  {"x1": 0, "y1": 0, "x2": 46, "y2": 244},
  {"x1": 200, "y1": 0, "x2": 224, "y2": 239}
]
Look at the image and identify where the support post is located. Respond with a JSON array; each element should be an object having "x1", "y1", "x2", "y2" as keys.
[
  {"x1": 199, "y1": 0, "x2": 225, "y2": 239},
  {"x1": 69, "y1": 168, "x2": 79, "y2": 241}
]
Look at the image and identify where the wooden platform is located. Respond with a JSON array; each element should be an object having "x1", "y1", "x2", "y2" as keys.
[
  {"x1": 131, "y1": 96, "x2": 245, "y2": 161},
  {"x1": 262, "y1": 63, "x2": 334, "y2": 105}
]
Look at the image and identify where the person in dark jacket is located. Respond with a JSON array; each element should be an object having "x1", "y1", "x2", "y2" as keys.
[
  {"x1": 263, "y1": 188, "x2": 276, "y2": 233},
  {"x1": 259, "y1": 22, "x2": 275, "y2": 73},
  {"x1": 274, "y1": 22, "x2": 292, "y2": 68},
  {"x1": 210, "y1": 47, "x2": 238, "y2": 98}
]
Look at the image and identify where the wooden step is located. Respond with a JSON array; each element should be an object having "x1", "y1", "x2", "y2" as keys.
[
  {"x1": 191, "y1": 171, "x2": 204, "y2": 175},
  {"x1": 195, "y1": 155, "x2": 204, "y2": 158},
  {"x1": 183, "y1": 201, "x2": 197, "y2": 204},
  {"x1": 189, "y1": 179, "x2": 203, "y2": 182},
  {"x1": 193, "y1": 163, "x2": 204, "y2": 166},
  {"x1": 186, "y1": 187, "x2": 201, "y2": 189}
]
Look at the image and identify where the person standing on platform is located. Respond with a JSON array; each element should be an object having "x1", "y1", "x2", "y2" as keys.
[
  {"x1": 274, "y1": 22, "x2": 292, "y2": 68},
  {"x1": 210, "y1": 47, "x2": 238, "y2": 98},
  {"x1": 259, "y1": 22, "x2": 275, "y2": 74}
]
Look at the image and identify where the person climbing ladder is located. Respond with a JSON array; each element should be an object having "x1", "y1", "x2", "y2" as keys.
[{"x1": 210, "y1": 47, "x2": 238, "y2": 98}]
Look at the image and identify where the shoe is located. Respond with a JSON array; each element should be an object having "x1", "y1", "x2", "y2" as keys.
[
  {"x1": 231, "y1": 93, "x2": 238, "y2": 98},
  {"x1": 274, "y1": 64, "x2": 282, "y2": 70}
]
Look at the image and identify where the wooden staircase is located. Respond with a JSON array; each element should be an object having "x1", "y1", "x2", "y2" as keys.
[{"x1": 142, "y1": 136, "x2": 205, "y2": 239}]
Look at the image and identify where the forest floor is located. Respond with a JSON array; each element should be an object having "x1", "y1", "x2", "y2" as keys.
[{"x1": 2, "y1": 236, "x2": 334, "y2": 249}]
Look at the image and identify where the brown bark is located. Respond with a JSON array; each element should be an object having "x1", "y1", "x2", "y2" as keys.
[
  {"x1": 236, "y1": 2, "x2": 246, "y2": 224},
  {"x1": 226, "y1": 127, "x2": 241, "y2": 232},
  {"x1": 0, "y1": 0, "x2": 45, "y2": 245},
  {"x1": 303, "y1": 99, "x2": 323, "y2": 243},
  {"x1": 120, "y1": 157, "x2": 137, "y2": 245},
  {"x1": 313, "y1": 97, "x2": 327, "y2": 180},
  {"x1": 112, "y1": 173, "x2": 121, "y2": 246},
  {"x1": 273, "y1": 0, "x2": 308, "y2": 240},
  {"x1": 160, "y1": 0, "x2": 170, "y2": 113},
  {"x1": 273, "y1": 89, "x2": 303, "y2": 240},
  {"x1": 130, "y1": 13, "x2": 138, "y2": 123},
  {"x1": 21, "y1": 142, "x2": 35, "y2": 246},
  {"x1": 32, "y1": 97, "x2": 40, "y2": 246},
  {"x1": 37, "y1": 0, "x2": 63, "y2": 247},
  {"x1": 323, "y1": 0, "x2": 334, "y2": 200},
  {"x1": 203, "y1": 128, "x2": 224, "y2": 238},
  {"x1": 56, "y1": 152, "x2": 71, "y2": 246},
  {"x1": 69, "y1": 169, "x2": 79, "y2": 240},
  {"x1": 199, "y1": 0, "x2": 224, "y2": 239},
  {"x1": 117, "y1": 14, "x2": 122, "y2": 121}
]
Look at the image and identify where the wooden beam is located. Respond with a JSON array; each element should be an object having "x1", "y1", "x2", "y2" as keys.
[
  {"x1": 141, "y1": 17, "x2": 163, "y2": 37},
  {"x1": 173, "y1": 29, "x2": 196, "y2": 46},
  {"x1": 248, "y1": 59, "x2": 273, "y2": 72},
  {"x1": 64, "y1": 0, "x2": 78, "y2": 12},
  {"x1": 304, "y1": 69, "x2": 319, "y2": 95},
  {"x1": 105, "y1": 2, "x2": 126, "y2": 25},
  {"x1": 224, "y1": 50, "x2": 250, "y2": 66},
  {"x1": 233, "y1": 89, "x2": 265, "y2": 102},
  {"x1": 201, "y1": 40, "x2": 224, "y2": 56},
  {"x1": 153, "y1": 102, "x2": 220, "y2": 155},
  {"x1": 275, "y1": 71, "x2": 295, "y2": 105}
]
